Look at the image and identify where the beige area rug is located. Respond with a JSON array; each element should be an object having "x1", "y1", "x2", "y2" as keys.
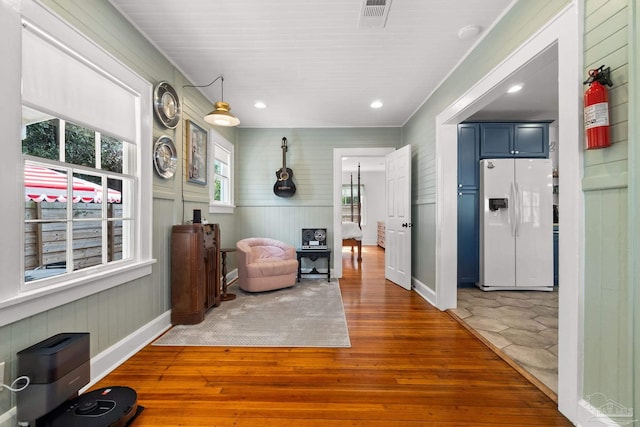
[{"x1": 153, "y1": 279, "x2": 351, "y2": 347}]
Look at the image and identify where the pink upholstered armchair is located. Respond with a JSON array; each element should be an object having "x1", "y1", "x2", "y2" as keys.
[{"x1": 236, "y1": 238, "x2": 299, "y2": 292}]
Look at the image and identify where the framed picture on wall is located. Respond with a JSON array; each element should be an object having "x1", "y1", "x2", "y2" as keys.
[{"x1": 186, "y1": 120, "x2": 207, "y2": 185}]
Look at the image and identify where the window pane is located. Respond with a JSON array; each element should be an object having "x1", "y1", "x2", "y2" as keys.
[
  {"x1": 22, "y1": 117, "x2": 60, "y2": 160},
  {"x1": 108, "y1": 219, "x2": 123, "y2": 262},
  {"x1": 73, "y1": 220, "x2": 102, "y2": 270},
  {"x1": 107, "y1": 178, "x2": 124, "y2": 218},
  {"x1": 24, "y1": 221, "x2": 67, "y2": 282},
  {"x1": 101, "y1": 134, "x2": 123, "y2": 173},
  {"x1": 214, "y1": 176, "x2": 222, "y2": 202},
  {"x1": 65, "y1": 122, "x2": 96, "y2": 167},
  {"x1": 72, "y1": 172, "x2": 102, "y2": 218}
]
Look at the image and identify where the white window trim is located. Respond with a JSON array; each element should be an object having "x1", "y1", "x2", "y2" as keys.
[
  {"x1": 208, "y1": 128, "x2": 235, "y2": 214},
  {"x1": 0, "y1": 1, "x2": 154, "y2": 328}
]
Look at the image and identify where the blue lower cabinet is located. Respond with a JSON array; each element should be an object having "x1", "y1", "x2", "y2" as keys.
[{"x1": 458, "y1": 191, "x2": 479, "y2": 285}]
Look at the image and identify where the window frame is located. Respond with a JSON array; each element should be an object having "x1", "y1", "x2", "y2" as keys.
[
  {"x1": 208, "y1": 129, "x2": 235, "y2": 214},
  {"x1": 0, "y1": 3, "x2": 154, "y2": 328}
]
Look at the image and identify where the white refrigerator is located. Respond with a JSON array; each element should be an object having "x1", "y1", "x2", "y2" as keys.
[{"x1": 478, "y1": 158, "x2": 554, "y2": 291}]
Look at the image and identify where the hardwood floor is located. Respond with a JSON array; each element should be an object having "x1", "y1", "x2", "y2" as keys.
[{"x1": 94, "y1": 245, "x2": 572, "y2": 426}]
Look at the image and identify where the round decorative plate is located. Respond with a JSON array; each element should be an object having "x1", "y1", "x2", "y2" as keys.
[
  {"x1": 153, "y1": 81, "x2": 181, "y2": 129},
  {"x1": 153, "y1": 135, "x2": 178, "y2": 179}
]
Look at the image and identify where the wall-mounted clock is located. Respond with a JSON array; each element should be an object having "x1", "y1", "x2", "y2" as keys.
[
  {"x1": 153, "y1": 135, "x2": 178, "y2": 179},
  {"x1": 153, "y1": 81, "x2": 181, "y2": 129}
]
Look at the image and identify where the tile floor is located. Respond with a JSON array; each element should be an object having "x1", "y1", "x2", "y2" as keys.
[{"x1": 450, "y1": 287, "x2": 559, "y2": 394}]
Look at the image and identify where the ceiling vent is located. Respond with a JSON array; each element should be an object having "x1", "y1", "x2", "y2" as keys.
[{"x1": 359, "y1": 0, "x2": 392, "y2": 29}]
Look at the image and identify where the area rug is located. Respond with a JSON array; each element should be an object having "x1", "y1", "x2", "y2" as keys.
[{"x1": 153, "y1": 278, "x2": 351, "y2": 347}]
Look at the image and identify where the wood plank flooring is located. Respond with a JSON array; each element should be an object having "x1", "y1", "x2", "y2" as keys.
[{"x1": 93, "y1": 246, "x2": 572, "y2": 426}]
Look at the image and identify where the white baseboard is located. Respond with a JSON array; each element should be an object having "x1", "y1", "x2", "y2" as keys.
[
  {"x1": 577, "y1": 397, "x2": 632, "y2": 426},
  {"x1": 82, "y1": 310, "x2": 172, "y2": 391},
  {"x1": 412, "y1": 277, "x2": 437, "y2": 308}
]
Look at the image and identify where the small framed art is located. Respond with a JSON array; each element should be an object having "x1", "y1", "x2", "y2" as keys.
[{"x1": 186, "y1": 120, "x2": 207, "y2": 185}]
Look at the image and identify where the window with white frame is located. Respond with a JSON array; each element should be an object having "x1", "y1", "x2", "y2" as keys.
[
  {"x1": 22, "y1": 108, "x2": 135, "y2": 283},
  {"x1": 12, "y1": 11, "x2": 152, "y2": 300},
  {"x1": 210, "y1": 133, "x2": 235, "y2": 213}
]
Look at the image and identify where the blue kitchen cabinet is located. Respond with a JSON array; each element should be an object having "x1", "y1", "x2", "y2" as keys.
[
  {"x1": 479, "y1": 122, "x2": 550, "y2": 159},
  {"x1": 457, "y1": 191, "x2": 479, "y2": 285},
  {"x1": 457, "y1": 124, "x2": 479, "y2": 190},
  {"x1": 479, "y1": 123, "x2": 513, "y2": 158},
  {"x1": 515, "y1": 123, "x2": 549, "y2": 158},
  {"x1": 457, "y1": 124, "x2": 480, "y2": 286}
]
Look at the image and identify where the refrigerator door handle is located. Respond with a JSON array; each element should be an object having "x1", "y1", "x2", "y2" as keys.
[
  {"x1": 509, "y1": 182, "x2": 516, "y2": 236},
  {"x1": 514, "y1": 182, "x2": 521, "y2": 237}
]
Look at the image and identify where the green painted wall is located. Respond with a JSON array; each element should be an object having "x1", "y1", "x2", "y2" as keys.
[
  {"x1": 582, "y1": 0, "x2": 634, "y2": 414},
  {"x1": 235, "y1": 127, "x2": 400, "y2": 255}
]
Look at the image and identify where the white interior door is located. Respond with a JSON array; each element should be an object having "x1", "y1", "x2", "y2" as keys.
[{"x1": 385, "y1": 145, "x2": 411, "y2": 290}]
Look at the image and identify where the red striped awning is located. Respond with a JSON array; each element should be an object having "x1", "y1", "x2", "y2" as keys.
[{"x1": 24, "y1": 161, "x2": 121, "y2": 203}]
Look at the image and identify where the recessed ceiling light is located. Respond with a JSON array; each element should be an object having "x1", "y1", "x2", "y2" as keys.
[
  {"x1": 370, "y1": 100, "x2": 383, "y2": 109},
  {"x1": 507, "y1": 84, "x2": 524, "y2": 94},
  {"x1": 457, "y1": 25, "x2": 481, "y2": 40},
  {"x1": 254, "y1": 101, "x2": 267, "y2": 109}
]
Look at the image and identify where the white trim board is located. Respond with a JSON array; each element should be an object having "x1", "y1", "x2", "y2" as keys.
[{"x1": 433, "y1": 2, "x2": 582, "y2": 424}]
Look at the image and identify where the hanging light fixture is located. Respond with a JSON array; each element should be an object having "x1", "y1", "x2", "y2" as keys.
[{"x1": 184, "y1": 75, "x2": 240, "y2": 127}]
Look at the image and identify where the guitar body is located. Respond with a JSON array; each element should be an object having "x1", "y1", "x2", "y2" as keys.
[
  {"x1": 273, "y1": 167, "x2": 296, "y2": 198},
  {"x1": 274, "y1": 137, "x2": 296, "y2": 197}
]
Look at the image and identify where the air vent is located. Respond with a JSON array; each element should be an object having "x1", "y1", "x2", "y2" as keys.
[{"x1": 359, "y1": 0, "x2": 392, "y2": 28}]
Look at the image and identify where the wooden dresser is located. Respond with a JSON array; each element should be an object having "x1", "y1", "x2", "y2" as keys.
[
  {"x1": 170, "y1": 223, "x2": 221, "y2": 325},
  {"x1": 377, "y1": 221, "x2": 385, "y2": 248}
]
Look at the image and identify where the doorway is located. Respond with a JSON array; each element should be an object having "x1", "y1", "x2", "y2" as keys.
[
  {"x1": 434, "y1": 3, "x2": 581, "y2": 422},
  {"x1": 333, "y1": 147, "x2": 394, "y2": 279}
]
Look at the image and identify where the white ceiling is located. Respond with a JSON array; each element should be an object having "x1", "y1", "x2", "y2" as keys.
[{"x1": 109, "y1": 0, "x2": 519, "y2": 128}]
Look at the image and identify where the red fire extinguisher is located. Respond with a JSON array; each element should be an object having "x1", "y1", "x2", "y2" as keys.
[{"x1": 583, "y1": 65, "x2": 613, "y2": 150}]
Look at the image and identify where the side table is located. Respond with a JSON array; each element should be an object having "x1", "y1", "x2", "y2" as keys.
[
  {"x1": 220, "y1": 247, "x2": 237, "y2": 301},
  {"x1": 296, "y1": 248, "x2": 331, "y2": 282}
]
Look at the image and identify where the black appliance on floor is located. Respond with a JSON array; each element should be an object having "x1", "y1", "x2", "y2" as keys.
[{"x1": 16, "y1": 333, "x2": 143, "y2": 426}]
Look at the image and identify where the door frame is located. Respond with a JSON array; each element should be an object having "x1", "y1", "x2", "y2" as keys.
[
  {"x1": 434, "y1": 2, "x2": 582, "y2": 423},
  {"x1": 333, "y1": 147, "x2": 395, "y2": 279}
]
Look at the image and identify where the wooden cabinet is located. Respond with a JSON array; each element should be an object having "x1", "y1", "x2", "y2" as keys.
[
  {"x1": 170, "y1": 223, "x2": 221, "y2": 325},
  {"x1": 377, "y1": 221, "x2": 385, "y2": 248}
]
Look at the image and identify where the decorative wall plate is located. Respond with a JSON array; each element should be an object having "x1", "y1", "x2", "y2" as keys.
[
  {"x1": 153, "y1": 135, "x2": 178, "y2": 179},
  {"x1": 153, "y1": 81, "x2": 181, "y2": 129}
]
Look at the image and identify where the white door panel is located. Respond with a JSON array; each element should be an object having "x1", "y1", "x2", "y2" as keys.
[{"x1": 385, "y1": 145, "x2": 411, "y2": 290}]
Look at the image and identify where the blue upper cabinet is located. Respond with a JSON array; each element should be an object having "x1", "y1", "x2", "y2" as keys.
[
  {"x1": 514, "y1": 123, "x2": 549, "y2": 157},
  {"x1": 457, "y1": 123, "x2": 479, "y2": 190},
  {"x1": 479, "y1": 122, "x2": 549, "y2": 158},
  {"x1": 479, "y1": 123, "x2": 513, "y2": 158}
]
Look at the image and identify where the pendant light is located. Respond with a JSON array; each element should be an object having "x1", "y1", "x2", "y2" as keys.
[{"x1": 184, "y1": 75, "x2": 240, "y2": 127}]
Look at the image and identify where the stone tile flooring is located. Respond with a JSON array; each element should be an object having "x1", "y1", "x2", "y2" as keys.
[{"x1": 450, "y1": 287, "x2": 558, "y2": 394}]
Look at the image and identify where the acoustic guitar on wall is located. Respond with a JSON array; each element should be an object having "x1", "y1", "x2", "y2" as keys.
[{"x1": 273, "y1": 137, "x2": 296, "y2": 198}]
